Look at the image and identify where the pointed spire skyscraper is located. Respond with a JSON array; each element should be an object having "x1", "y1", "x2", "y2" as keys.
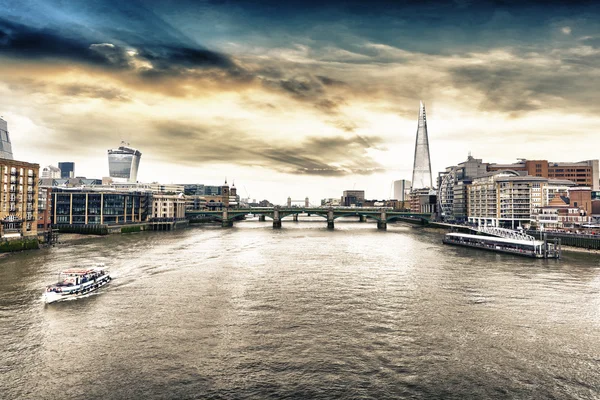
[{"x1": 411, "y1": 101, "x2": 433, "y2": 189}]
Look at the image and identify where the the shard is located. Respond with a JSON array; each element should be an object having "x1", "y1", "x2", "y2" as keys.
[
  {"x1": 0, "y1": 117, "x2": 14, "y2": 160},
  {"x1": 411, "y1": 101, "x2": 433, "y2": 189}
]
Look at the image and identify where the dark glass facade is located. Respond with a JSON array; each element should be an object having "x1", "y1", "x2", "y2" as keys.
[
  {"x1": 52, "y1": 190, "x2": 151, "y2": 225},
  {"x1": 108, "y1": 144, "x2": 141, "y2": 183},
  {"x1": 58, "y1": 162, "x2": 75, "y2": 179}
]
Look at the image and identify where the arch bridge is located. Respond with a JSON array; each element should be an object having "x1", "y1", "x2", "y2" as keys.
[{"x1": 186, "y1": 207, "x2": 432, "y2": 230}]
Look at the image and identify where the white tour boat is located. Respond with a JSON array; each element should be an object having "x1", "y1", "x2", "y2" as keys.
[{"x1": 42, "y1": 265, "x2": 111, "y2": 304}]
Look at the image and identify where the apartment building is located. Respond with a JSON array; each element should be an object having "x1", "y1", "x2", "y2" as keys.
[{"x1": 0, "y1": 159, "x2": 39, "y2": 239}]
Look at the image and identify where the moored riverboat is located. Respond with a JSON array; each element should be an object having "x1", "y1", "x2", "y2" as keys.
[
  {"x1": 443, "y1": 232, "x2": 561, "y2": 259},
  {"x1": 42, "y1": 265, "x2": 111, "y2": 304}
]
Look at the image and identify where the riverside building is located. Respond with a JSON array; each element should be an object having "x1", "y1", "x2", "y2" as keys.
[
  {"x1": 0, "y1": 159, "x2": 39, "y2": 242},
  {"x1": 487, "y1": 159, "x2": 599, "y2": 190},
  {"x1": 151, "y1": 194, "x2": 187, "y2": 220},
  {"x1": 437, "y1": 155, "x2": 489, "y2": 223},
  {"x1": 52, "y1": 188, "x2": 151, "y2": 227},
  {"x1": 533, "y1": 194, "x2": 590, "y2": 230},
  {"x1": 467, "y1": 171, "x2": 576, "y2": 228}
]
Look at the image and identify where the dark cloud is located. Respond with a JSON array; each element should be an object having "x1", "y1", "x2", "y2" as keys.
[
  {"x1": 316, "y1": 75, "x2": 346, "y2": 86},
  {"x1": 149, "y1": 121, "x2": 385, "y2": 176},
  {"x1": 447, "y1": 50, "x2": 600, "y2": 115},
  {"x1": 0, "y1": 18, "x2": 113, "y2": 66},
  {"x1": 277, "y1": 78, "x2": 323, "y2": 97},
  {"x1": 0, "y1": 17, "x2": 239, "y2": 77}
]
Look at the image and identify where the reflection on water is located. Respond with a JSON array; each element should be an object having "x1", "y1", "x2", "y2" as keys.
[{"x1": 1, "y1": 219, "x2": 599, "y2": 399}]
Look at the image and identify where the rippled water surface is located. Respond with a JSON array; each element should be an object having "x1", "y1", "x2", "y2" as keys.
[{"x1": 1, "y1": 219, "x2": 600, "y2": 399}]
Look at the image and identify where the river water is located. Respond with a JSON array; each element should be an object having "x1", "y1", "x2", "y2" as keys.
[{"x1": 1, "y1": 219, "x2": 599, "y2": 399}]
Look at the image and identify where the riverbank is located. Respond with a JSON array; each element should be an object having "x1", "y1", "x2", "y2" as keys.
[
  {"x1": 419, "y1": 226, "x2": 600, "y2": 256},
  {"x1": 560, "y1": 245, "x2": 600, "y2": 255}
]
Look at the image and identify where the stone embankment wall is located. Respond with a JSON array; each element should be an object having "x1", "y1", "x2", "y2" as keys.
[{"x1": 526, "y1": 230, "x2": 600, "y2": 250}]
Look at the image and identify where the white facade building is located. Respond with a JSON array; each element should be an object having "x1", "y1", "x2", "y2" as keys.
[
  {"x1": 41, "y1": 165, "x2": 61, "y2": 179},
  {"x1": 151, "y1": 194, "x2": 187, "y2": 220}
]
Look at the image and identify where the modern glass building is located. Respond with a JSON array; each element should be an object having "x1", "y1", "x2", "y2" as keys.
[
  {"x1": 58, "y1": 162, "x2": 75, "y2": 179},
  {"x1": 411, "y1": 101, "x2": 433, "y2": 190},
  {"x1": 108, "y1": 142, "x2": 142, "y2": 183},
  {"x1": 0, "y1": 117, "x2": 14, "y2": 160},
  {"x1": 52, "y1": 188, "x2": 151, "y2": 225}
]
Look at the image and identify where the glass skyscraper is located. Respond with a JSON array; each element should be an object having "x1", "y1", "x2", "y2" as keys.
[
  {"x1": 108, "y1": 142, "x2": 142, "y2": 183},
  {"x1": 411, "y1": 101, "x2": 433, "y2": 189},
  {"x1": 58, "y1": 162, "x2": 75, "y2": 178},
  {"x1": 0, "y1": 117, "x2": 14, "y2": 160}
]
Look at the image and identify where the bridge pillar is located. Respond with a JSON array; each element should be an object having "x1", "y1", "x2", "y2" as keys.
[
  {"x1": 273, "y1": 208, "x2": 281, "y2": 229},
  {"x1": 258, "y1": 215, "x2": 266, "y2": 222},
  {"x1": 359, "y1": 215, "x2": 366, "y2": 222},
  {"x1": 378, "y1": 211, "x2": 387, "y2": 230},
  {"x1": 327, "y1": 209, "x2": 334, "y2": 229},
  {"x1": 222, "y1": 209, "x2": 233, "y2": 228},
  {"x1": 293, "y1": 214, "x2": 298, "y2": 222}
]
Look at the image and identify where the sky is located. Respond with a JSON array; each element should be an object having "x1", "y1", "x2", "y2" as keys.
[{"x1": 1, "y1": 0, "x2": 599, "y2": 204}]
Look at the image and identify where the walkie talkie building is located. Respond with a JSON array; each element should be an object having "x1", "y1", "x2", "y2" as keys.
[
  {"x1": 411, "y1": 101, "x2": 433, "y2": 189},
  {"x1": 108, "y1": 142, "x2": 142, "y2": 183},
  {"x1": 0, "y1": 117, "x2": 14, "y2": 160}
]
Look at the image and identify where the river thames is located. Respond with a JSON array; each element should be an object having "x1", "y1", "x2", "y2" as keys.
[{"x1": 1, "y1": 219, "x2": 599, "y2": 399}]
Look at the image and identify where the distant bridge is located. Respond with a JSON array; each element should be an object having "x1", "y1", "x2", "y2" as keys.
[{"x1": 186, "y1": 207, "x2": 432, "y2": 230}]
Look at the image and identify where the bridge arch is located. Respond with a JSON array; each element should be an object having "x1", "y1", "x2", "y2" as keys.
[
  {"x1": 332, "y1": 212, "x2": 382, "y2": 222},
  {"x1": 279, "y1": 210, "x2": 328, "y2": 220}
]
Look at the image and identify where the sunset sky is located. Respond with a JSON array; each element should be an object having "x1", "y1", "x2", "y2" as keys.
[{"x1": 1, "y1": 0, "x2": 599, "y2": 203}]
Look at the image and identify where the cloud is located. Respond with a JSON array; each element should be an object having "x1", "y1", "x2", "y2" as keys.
[
  {"x1": 561, "y1": 26, "x2": 572, "y2": 35},
  {"x1": 0, "y1": 18, "x2": 113, "y2": 66},
  {"x1": 149, "y1": 121, "x2": 385, "y2": 176},
  {"x1": 446, "y1": 47, "x2": 600, "y2": 115},
  {"x1": 0, "y1": 17, "x2": 240, "y2": 78}
]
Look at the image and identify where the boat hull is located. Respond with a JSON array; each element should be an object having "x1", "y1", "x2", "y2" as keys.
[{"x1": 43, "y1": 275, "x2": 112, "y2": 304}]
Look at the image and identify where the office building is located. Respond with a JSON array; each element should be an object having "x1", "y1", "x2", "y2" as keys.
[
  {"x1": 182, "y1": 184, "x2": 224, "y2": 196},
  {"x1": 411, "y1": 101, "x2": 433, "y2": 189},
  {"x1": 437, "y1": 155, "x2": 489, "y2": 222},
  {"x1": 0, "y1": 117, "x2": 14, "y2": 160},
  {"x1": 487, "y1": 159, "x2": 599, "y2": 190},
  {"x1": 107, "y1": 142, "x2": 142, "y2": 183},
  {"x1": 41, "y1": 165, "x2": 61, "y2": 179},
  {"x1": 341, "y1": 190, "x2": 365, "y2": 206},
  {"x1": 52, "y1": 188, "x2": 151, "y2": 226},
  {"x1": 58, "y1": 162, "x2": 75, "y2": 179},
  {"x1": 110, "y1": 182, "x2": 184, "y2": 194},
  {"x1": 409, "y1": 188, "x2": 437, "y2": 214},
  {"x1": 185, "y1": 180, "x2": 238, "y2": 211},
  {"x1": 393, "y1": 180, "x2": 411, "y2": 201}
]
